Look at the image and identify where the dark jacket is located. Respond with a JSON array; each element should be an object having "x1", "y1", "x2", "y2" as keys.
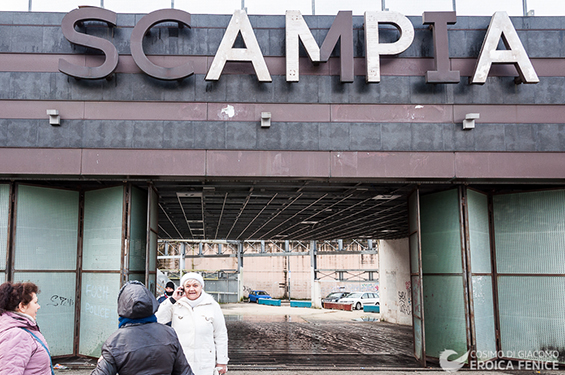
[
  {"x1": 91, "y1": 281, "x2": 193, "y2": 375},
  {"x1": 157, "y1": 294, "x2": 169, "y2": 304}
]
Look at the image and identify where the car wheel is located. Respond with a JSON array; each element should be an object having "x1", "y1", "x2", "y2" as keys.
[{"x1": 355, "y1": 302, "x2": 362, "y2": 311}]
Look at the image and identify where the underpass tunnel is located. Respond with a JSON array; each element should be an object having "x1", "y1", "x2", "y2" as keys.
[
  {"x1": 155, "y1": 184, "x2": 564, "y2": 365},
  {"x1": 153, "y1": 178, "x2": 413, "y2": 317},
  {"x1": 154, "y1": 178, "x2": 417, "y2": 368},
  {"x1": 156, "y1": 180, "x2": 565, "y2": 368}
]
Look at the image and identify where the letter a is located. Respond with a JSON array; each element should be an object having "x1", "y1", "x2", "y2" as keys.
[
  {"x1": 471, "y1": 11, "x2": 538, "y2": 84},
  {"x1": 206, "y1": 10, "x2": 271, "y2": 82}
]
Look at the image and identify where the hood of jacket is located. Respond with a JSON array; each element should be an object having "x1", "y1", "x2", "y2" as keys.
[
  {"x1": 0, "y1": 311, "x2": 37, "y2": 334},
  {"x1": 117, "y1": 281, "x2": 159, "y2": 319}
]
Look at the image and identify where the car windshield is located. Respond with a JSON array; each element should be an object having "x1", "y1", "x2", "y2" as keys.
[
  {"x1": 346, "y1": 292, "x2": 363, "y2": 298},
  {"x1": 326, "y1": 292, "x2": 342, "y2": 298},
  {"x1": 257, "y1": 291, "x2": 269, "y2": 295}
]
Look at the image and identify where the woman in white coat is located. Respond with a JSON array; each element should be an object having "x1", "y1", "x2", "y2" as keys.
[{"x1": 156, "y1": 272, "x2": 229, "y2": 375}]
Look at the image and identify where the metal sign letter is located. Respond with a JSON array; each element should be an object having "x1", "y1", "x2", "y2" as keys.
[
  {"x1": 205, "y1": 10, "x2": 271, "y2": 82},
  {"x1": 364, "y1": 11, "x2": 414, "y2": 83},
  {"x1": 59, "y1": 7, "x2": 119, "y2": 80},
  {"x1": 286, "y1": 10, "x2": 320, "y2": 82},
  {"x1": 422, "y1": 11, "x2": 460, "y2": 84},
  {"x1": 130, "y1": 9, "x2": 194, "y2": 81},
  {"x1": 286, "y1": 10, "x2": 354, "y2": 82},
  {"x1": 471, "y1": 11, "x2": 539, "y2": 84}
]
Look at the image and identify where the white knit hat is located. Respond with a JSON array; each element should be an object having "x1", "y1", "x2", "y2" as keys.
[{"x1": 180, "y1": 272, "x2": 204, "y2": 288}]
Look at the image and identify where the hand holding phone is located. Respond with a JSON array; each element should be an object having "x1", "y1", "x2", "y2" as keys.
[{"x1": 172, "y1": 286, "x2": 184, "y2": 300}]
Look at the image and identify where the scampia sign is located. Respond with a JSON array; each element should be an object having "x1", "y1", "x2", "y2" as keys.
[{"x1": 59, "y1": 7, "x2": 539, "y2": 86}]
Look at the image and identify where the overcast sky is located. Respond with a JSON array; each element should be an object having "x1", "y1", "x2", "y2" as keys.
[{"x1": 1, "y1": 0, "x2": 564, "y2": 16}]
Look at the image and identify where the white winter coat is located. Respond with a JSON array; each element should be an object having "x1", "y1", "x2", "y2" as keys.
[{"x1": 156, "y1": 291, "x2": 229, "y2": 375}]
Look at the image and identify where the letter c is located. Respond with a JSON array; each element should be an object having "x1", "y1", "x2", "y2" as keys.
[{"x1": 130, "y1": 9, "x2": 194, "y2": 80}]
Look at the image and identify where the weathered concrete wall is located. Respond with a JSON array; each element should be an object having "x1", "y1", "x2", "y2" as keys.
[
  {"x1": 379, "y1": 239, "x2": 412, "y2": 325},
  {"x1": 317, "y1": 252, "x2": 379, "y2": 299},
  {"x1": 184, "y1": 256, "x2": 238, "y2": 272},
  {"x1": 1, "y1": 12, "x2": 564, "y2": 154},
  {"x1": 241, "y1": 255, "x2": 313, "y2": 299}
]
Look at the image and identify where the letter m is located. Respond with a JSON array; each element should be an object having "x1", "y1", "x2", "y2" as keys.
[{"x1": 286, "y1": 10, "x2": 353, "y2": 82}]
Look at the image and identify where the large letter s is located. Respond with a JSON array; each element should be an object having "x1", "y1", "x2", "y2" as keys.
[{"x1": 59, "y1": 7, "x2": 118, "y2": 80}]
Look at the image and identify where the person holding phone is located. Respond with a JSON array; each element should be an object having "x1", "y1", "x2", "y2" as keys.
[{"x1": 156, "y1": 273, "x2": 228, "y2": 375}]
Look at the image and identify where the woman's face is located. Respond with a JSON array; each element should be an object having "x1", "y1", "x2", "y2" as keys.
[
  {"x1": 183, "y1": 279, "x2": 203, "y2": 300},
  {"x1": 18, "y1": 292, "x2": 40, "y2": 319}
]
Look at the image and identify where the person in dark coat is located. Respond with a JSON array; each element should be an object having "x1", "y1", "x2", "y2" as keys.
[
  {"x1": 157, "y1": 281, "x2": 176, "y2": 304},
  {"x1": 91, "y1": 280, "x2": 193, "y2": 375}
]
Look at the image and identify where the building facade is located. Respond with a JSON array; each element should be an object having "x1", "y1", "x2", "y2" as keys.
[{"x1": 0, "y1": 7, "x2": 564, "y2": 364}]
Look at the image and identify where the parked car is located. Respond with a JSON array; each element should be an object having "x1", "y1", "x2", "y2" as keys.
[
  {"x1": 248, "y1": 290, "x2": 272, "y2": 303},
  {"x1": 322, "y1": 291, "x2": 350, "y2": 303},
  {"x1": 338, "y1": 292, "x2": 379, "y2": 310}
]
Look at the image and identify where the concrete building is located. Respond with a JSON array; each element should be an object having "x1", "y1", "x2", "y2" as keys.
[
  {"x1": 0, "y1": 5, "x2": 564, "y2": 366},
  {"x1": 156, "y1": 239, "x2": 381, "y2": 303}
]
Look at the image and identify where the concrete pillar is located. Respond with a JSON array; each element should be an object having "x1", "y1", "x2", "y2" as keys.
[
  {"x1": 310, "y1": 240, "x2": 320, "y2": 306},
  {"x1": 180, "y1": 243, "x2": 186, "y2": 272},
  {"x1": 312, "y1": 280, "x2": 322, "y2": 308},
  {"x1": 237, "y1": 242, "x2": 243, "y2": 301},
  {"x1": 379, "y1": 238, "x2": 412, "y2": 325}
]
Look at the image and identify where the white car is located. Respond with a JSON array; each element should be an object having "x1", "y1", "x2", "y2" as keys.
[{"x1": 338, "y1": 292, "x2": 379, "y2": 311}]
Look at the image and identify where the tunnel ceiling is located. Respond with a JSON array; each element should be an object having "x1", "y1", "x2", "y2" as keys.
[{"x1": 154, "y1": 179, "x2": 416, "y2": 241}]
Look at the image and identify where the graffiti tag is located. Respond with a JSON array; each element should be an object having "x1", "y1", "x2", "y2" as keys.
[
  {"x1": 47, "y1": 295, "x2": 74, "y2": 307},
  {"x1": 398, "y1": 282, "x2": 412, "y2": 315}
]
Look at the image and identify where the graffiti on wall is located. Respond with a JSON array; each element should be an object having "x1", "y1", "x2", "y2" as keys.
[
  {"x1": 84, "y1": 284, "x2": 111, "y2": 319},
  {"x1": 398, "y1": 281, "x2": 412, "y2": 315},
  {"x1": 47, "y1": 295, "x2": 75, "y2": 307},
  {"x1": 243, "y1": 285, "x2": 253, "y2": 294}
]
